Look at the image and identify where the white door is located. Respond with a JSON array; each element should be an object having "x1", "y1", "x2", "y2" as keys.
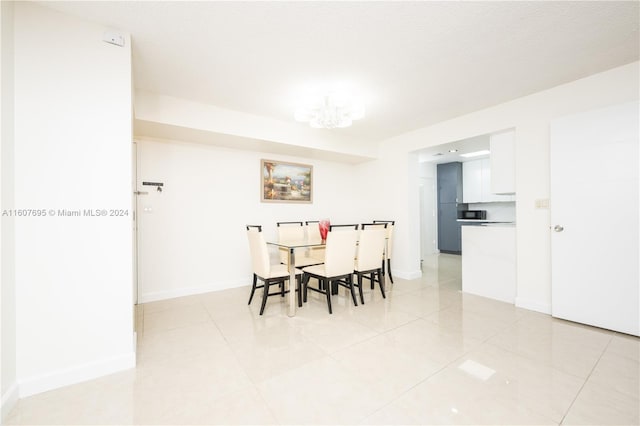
[{"x1": 550, "y1": 101, "x2": 639, "y2": 336}]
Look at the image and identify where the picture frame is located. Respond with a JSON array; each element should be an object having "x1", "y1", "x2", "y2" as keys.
[{"x1": 261, "y1": 159, "x2": 313, "y2": 203}]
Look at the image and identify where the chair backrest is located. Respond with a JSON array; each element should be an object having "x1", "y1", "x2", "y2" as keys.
[
  {"x1": 277, "y1": 221, "x2": 303, "y2": 227},
  {"x1": 329, "y1": 224, "x2": 359, "y2": 231},
  {"x1": 277, "y1": 222, "x2": 305, "y2": 239},
  {"x1": 361, "y1": 223, "x2": 387, "y2": 230},
  {"x1": 373, "y1": 220, "x2": 395, "y2": 257},
  {"x1": 246, "y1": 228, "x2": 270, "y2": 278},
  {"x1": 305, "y1": 221, "x2": 321, "y2": 240},
  {"x1": 324, "y1": 229, "x2": 358, "y2": 277},
  {"x1": 356, "y1": 228, "x2": 387, "y2": 271},
  {"x1": 246, "y1": 225, "x2": 263, "y2": 232},
  {"x1": 277, "y1": 222, "x2": 305, "y2": 263}
]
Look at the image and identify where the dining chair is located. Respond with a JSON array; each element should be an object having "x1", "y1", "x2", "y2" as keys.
[
  {"x1": 277, "y1": 221, "x2": 324, "y2": 267},
  {"x1": 246, "y1": 225, "x2": 303, "y2": 315},
  {"x1": 353, "y1": 224, "x2": 388, "y2": 303},
  {"x1": 329, "y1": 224, "x2": 359, "y2": 231},
  {"x1": 373, "y1": 220, "x2": 395, "y2": 284},
  {"x1": 302, "y1": 229, "x2": 358, "y2": 314},
  {"x1": 305, "y1": 221, "x2": 325, "y2": 262}
]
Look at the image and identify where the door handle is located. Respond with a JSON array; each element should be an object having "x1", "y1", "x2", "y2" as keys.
[{"x1": 553, "y1": 225, "x2": 564, "y2": 232}]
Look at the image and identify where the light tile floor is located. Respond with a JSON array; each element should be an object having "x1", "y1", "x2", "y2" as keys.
[{"x1": 6, "y1": 254, "x2": 639, "y2": 425}]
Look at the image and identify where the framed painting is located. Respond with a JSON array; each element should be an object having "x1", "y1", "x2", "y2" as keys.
[{"x1": 261, "y1": 159, "x2": 313, "y2": 203}]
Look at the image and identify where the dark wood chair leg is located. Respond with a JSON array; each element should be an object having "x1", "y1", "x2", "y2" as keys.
[
  {"x1": 378, "y1": 269, "x2": 386, "y2": 298},
  {"x1": 297, "y1": 276, "x2": 302, "y2": 307},
  {"x1": 248, "y1": 274, "x2": 258, "y2": 305},
  {"x1": 348, "y1": 275, "x2": 358, "y2": 306},
  {"x1": 281, "y1": 279, "x2": 286, "y2": 297},
  {"x1": 357, "y1": 273, "x2": 365, "y2": 304},
  {"x1": 325, "y1": 279, "x2": 333, "y2": 314},
  {"x1": 387, "y1": 259, "x2": 394, "y2": 284},
  {"x1": 303, "y1": 274, "x2": 310, "y2": 303},
  {"x1": 260, "y1": 280, "x2": 269, "y2": 315}
]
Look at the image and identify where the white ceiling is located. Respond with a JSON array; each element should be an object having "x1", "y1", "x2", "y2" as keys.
[
  {"x1": 41, "y1": 1, "x2": 639, "y2": 144},
  {"x1": 417, "y1": 134, "x2": 491, "y2": 164}
]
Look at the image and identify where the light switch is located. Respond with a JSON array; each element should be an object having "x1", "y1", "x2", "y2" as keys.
[{"x1": 535, "y1": 198, "x2": 549, "y2": 209}]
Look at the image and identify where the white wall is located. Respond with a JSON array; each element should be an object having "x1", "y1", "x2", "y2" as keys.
[
  {"x1": 418, "y1": 163, "x2": 437, "y2": 258},
  {"x1": 366, "y1": 61, "x2": 639, "y2": 313},
  {"x1": 136, "y1": 138, "x2": 373, "y2": 302},
  {"x1": 12, "y1": 3, "x2": 134, "y2": 397},
  {"x1": 1, "y1": 0, "x2": 18, "y2": 420}
]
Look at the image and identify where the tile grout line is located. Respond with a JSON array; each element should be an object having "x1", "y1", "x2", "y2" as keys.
[{"x1": 558, "y1": 333, "x2": 614, "y2": 425}]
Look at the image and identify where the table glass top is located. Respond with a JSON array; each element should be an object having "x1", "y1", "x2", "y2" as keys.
[{"x1": 266, "y1": 238, "x2": 325, "y2": 249}]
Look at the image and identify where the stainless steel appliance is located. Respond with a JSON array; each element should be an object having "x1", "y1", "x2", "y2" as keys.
[{"x1": 458, "y1": 210, "x2": 487, "y2": 220}]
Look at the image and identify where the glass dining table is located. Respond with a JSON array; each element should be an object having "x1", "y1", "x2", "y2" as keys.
[{"x1": 266, "y1": 236, "x2": 389, "y2": 317}]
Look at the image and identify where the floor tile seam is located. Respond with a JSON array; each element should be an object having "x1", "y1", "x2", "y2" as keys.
[
  {"x1": 582, "y1": 342, "x2": 640, "y2": 400},
  {"x1": 358, "y1": 344, "x2": 475, "y2": 425},
  {"x1": 347, "y1": 303, "x2": 421, "y2": 326},
  {"x1": 612, "y1": 330, "x2": 640, "y2": 341},
  {"x1": 481, "y1": 338, "x2": 594, "y2": 383},
  {"x1": 417, "y1": 303, "x2": 462, "y2": 323},
  {"x1": 558, "y1": 333, "x2": 613, "y2": 425},
  {"x1": 329, "y1": 311, "x2": 386, "y2": 336},
  {"x1": 605, "y1": 333, "x2": 640, "y2": 363},
  {"x1": 414, "y1": 346, "x2": 564, "y2": 426},
  {"x1": 141, "y1": 299, "x2": 206, "y2": 316},
  {"x1": 141, "y1": 315, "x2": 216, "y2": 336},
  {"x1": 584, "y1": 376, "x2": 640, "y2": 401},
  {"x1": 378, "y1": 317, "x2": 425, "y2": 336},
  {"x1": 597, "y1": 345, "x2": 640, "y2": 365},
  {"x1": 450, "y1": 305, "x2": 524, "y2": 327},
  {"x1": 433, "y1": 276, "x2": 461, "y2": 287},
  {"x1": 251, "y1": 382, "x2": 283, "y2": 426},
  {"x1": 392, "y1": 302, "x2": 435, "y2": 319},
  {"x1": 200, "y1": 303, "x2": 237, "y2": 351}
]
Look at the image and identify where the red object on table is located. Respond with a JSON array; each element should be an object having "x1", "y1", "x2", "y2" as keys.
[{"x1": 319, "y1": 219, "x2": 330, "y2": 241}]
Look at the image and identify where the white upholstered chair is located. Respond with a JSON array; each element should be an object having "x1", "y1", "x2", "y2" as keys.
[
  {"x1": 373, "y1": 220, "x2": 395, "y2": 284},
  {"x1": 277, "y1": 221, "x2": 323, "y2": 267},
  {"x1": 304, "y1": 220, "x2": 325, "y2": 262},
  {"x1": 246, "y1": 225, "x2": 302, "y2": 315},
  {"x1": 353, "y1": 224, "x2": 387, "y2": 303},
  {"x1": 302, "y1": 228, "x2": 358, "y2": 314}
]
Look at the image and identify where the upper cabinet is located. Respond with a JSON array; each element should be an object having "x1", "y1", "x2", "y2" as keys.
[
  {"x1": 463, "y1": 159, "x2": 514, "y2": 203},
  {"x1": 462, "y1": 159, "x2": 482, "y2": 203},
  {"x1": 490, "y1": 130, "x2": 516, "y2": 194}
]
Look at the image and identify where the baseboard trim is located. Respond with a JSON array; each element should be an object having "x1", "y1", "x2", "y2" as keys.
[
  {"x1": 139, "y1": 279, "x2": 247, "y2": 304},
  {"x1": 515, "y1": 297, "x2": 551, "y2": 314},
  {"x1": 18, "y1": 349, "x2": 136, "y2": 398},
  {"x1": 1, "y1": 382, "x2": 18, "y2": 421},
  {"x1": 393, "y1": 269, "x2": 422, "y2": 280}
]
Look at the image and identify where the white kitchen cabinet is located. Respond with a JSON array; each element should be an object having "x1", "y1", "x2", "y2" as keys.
[
  {"x1": 490, "y1": 130, "x2": 516, "y2": 194},
  {"x1": 462, "y1": 224, "x2": 516, "y2": 304},
  {"x1": 462, "y1": 159, "x2": 482, "y2": 203},
  {"x1": 481, "y1": 159, "x2": 514, "y2": 202},
  {"x1": 463, "y1": 159, "x2": 513, "y2": 203}
]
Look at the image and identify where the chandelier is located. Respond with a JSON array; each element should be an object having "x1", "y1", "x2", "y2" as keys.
[{"x1": 294, "y1": 93, "x2": 365, "y2": 129}]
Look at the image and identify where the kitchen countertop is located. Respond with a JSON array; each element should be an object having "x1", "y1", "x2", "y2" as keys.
[{"x1": 457, "y1": 219, "x2": 515, "y2": 226}]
